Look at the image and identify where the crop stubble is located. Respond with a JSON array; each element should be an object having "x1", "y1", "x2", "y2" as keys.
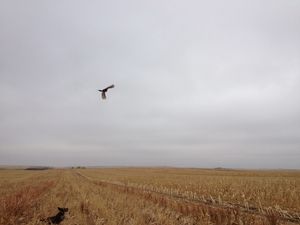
[{"x1": 0, "y1": 168, "x2": 299, "y2": 225}]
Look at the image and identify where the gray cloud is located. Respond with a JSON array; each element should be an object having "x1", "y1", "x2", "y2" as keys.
[{"x1": 1, "y1": 1, "x2": 299, "y2": 169}]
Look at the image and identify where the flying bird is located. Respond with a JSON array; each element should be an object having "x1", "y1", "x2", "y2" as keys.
[{"x1": 98, "y1": 84, "x2": 115, "y2": 99}]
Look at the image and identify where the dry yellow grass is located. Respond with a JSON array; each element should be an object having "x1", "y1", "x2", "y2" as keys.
[{"x1": 0, "y1": 168, "x2": 299, "y2": 225}]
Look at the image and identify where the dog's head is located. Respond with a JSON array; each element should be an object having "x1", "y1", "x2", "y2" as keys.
[{"x1": 58, "y1": 207, "x2": 68, "y2": 213}]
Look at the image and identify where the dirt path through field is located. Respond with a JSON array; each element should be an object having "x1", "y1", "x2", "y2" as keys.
[{"x1": 75, "y1": 170, "x2": 300, "y2": 225}]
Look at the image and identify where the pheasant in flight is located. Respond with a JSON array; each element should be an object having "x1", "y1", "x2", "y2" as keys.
[{"x1": 98, "y1": 84, "x2": 115, "y2": 99}]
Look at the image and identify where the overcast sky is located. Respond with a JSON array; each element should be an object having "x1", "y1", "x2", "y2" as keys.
[{"x1": 1, "y1": 1, "x2": 299, "y2": 169}]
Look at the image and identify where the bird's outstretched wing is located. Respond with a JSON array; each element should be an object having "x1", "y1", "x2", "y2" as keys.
[
  {"x1": 101, "y1": 92, "x2": 106, "y2": 99},
  {"x1": 105, "y1": 84, "x2": 115, "y2": 89}
]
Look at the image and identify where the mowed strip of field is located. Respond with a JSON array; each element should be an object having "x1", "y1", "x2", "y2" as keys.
[{"x1": 0, "y1": 168, "x2": 299, "y2": 225}]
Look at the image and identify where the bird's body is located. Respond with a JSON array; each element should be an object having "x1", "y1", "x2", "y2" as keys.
[{"x1": 98, "y1": 84, "x2": 114, "y2": 99}]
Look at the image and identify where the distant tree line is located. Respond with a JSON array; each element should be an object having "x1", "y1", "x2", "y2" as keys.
[
  {"x1": 71, "y1": 166, "x2": 87, "y2": 169},
  {"x1": 25, "y1": 166, "x2": 53, "y2": 170},
  {"x1": 214, "y1": 167, "x2": 232, "y2": 170}
]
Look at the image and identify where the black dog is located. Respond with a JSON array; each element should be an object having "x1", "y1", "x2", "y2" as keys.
[{"x1": 40, "y1": 207, "x2": 68, "y2": 224}]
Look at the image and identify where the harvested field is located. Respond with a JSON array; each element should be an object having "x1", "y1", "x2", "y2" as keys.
[{"x1": 0, "y1": 168, "x2": 299, "y2": 225}]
